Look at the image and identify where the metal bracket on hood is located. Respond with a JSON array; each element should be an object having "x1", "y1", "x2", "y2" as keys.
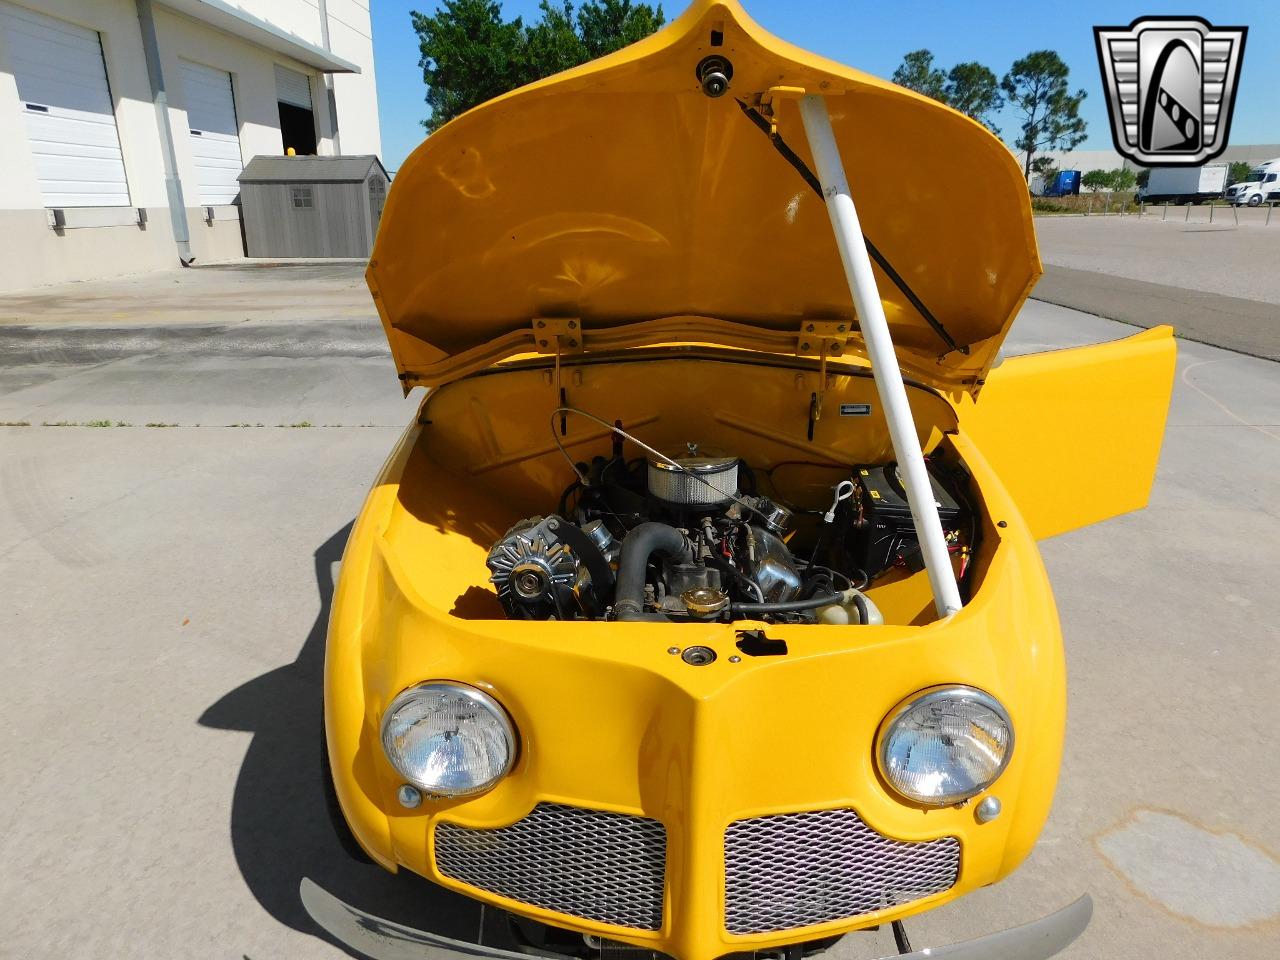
[
  {"x1": 757, "y1": 85, "x2": 806, "y2": 134},
  {"x1": 533, "y1": 318, "x2": 583, "y2": 434},
  {"x1": 798, "y1": 320, "x2": 850, "y2": 424},
  {"x1": 532, "y1": 317, "x2": 583, "y2": 353}
]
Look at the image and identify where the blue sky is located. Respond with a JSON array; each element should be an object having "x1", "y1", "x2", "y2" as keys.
[{"x1": 369, "y1": 1, "x2": 1278, "y2": 171}]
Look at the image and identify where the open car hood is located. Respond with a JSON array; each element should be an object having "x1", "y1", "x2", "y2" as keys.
[{"x1": 369, "y1": 0, "x2": 1041, "y2": 396}]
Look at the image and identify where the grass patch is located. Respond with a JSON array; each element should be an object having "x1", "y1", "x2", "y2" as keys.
[
  {"x1": 0, "y1": 420, "x2": 31, "y2": 427},
  {"x1": 1031, "y1": 191, "x2": 1140, "y2": 215},
  {"x1": 145, "y1": 422, "x2": 179, "y2": 428},
  {"x1": 287, "y1": 420, "x2": 314, "y2": 428},
  {"x1": 40, "y1": 419, "x2": 132, "y2": 427}
]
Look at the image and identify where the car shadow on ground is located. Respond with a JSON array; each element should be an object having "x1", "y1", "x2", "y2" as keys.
[{"x1": 199, "y1": 523, "x2": 484, "y2": 958}]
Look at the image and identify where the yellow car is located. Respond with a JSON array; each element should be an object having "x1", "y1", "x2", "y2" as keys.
[{"x1": 305, "y1": 2, "x2": 1176, "y2": 959}]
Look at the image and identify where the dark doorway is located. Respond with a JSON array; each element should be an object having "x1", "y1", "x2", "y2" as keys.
[{"x1": 279, "y1": 101, "x2": 317, "y2": 155}]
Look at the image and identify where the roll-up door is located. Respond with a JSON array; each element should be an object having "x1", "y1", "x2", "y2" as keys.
[
  {"x1": 180, "y1": 60, "x2": 242, "y2": 205},
  {"x1": 0, "y1": 3, "x2": 130, "y2": 206},
  {"x1": 274, "y1": 64, "x2": 312, "y2": 109},
  {"x1": 275, "y1": 64, "x2": 317, "y2": 155}
]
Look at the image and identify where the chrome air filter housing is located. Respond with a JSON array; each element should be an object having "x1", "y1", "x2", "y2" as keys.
[{"x1": 646, "y1": 446, "x2": 738, "y2": 507}]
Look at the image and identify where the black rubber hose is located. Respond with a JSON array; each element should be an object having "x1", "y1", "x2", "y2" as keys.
[
  {"x1": 729, "y1": 592, "x2": 842, "y2": 616},
  {"x1": 613, "y1": 523, "x2": 693, "y2": 620},
  {"x1": 851, "y1": 591, "x2": 870, "y2": 624}
]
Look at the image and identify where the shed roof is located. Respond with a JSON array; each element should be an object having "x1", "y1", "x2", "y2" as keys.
[{"x1": 239, "y1": 155, "x2": 387, "y2": 184}]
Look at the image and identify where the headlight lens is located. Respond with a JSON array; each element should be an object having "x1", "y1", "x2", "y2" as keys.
[
  {"x1": 381, "y1": 682, "x2": 517, "y2": 797},
  {"x1": 877, "y1": 686, "x2": 1013, "y2": 806}
]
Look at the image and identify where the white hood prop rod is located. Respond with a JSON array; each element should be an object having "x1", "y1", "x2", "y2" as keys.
[{"x1": 798, "y1": 94, "x2": 963, "y2": 618}]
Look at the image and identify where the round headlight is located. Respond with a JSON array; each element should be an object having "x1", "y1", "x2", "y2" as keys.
[
  {"x1": 381, "y1": 682, "x2": 517, "y2": 798},
  {"x1": 876, "y1": 685, "x2": 1013, "y2": 806}
]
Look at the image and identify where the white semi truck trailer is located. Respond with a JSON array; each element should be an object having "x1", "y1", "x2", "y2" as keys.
[
  {"x1": 1138, "y1": 164, "x2": 1227, "y2": 204},
  {"x1": 1225, "y1": 158, "x2": 1280, "y2": 206}
]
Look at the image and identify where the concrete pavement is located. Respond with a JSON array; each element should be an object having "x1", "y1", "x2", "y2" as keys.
[
  {"x1": 0, "y1": 265, "x2": 1277, "y2": 959},
  {"x1": 1033, "y1": 214, "x2": 1280, "y2": 305}
]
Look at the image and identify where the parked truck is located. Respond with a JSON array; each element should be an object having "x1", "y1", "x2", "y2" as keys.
[
  {"x1": 1138, "y1": 164, "x2": 1227, "y2": 204},
  {"x1": 1033, "y1": 170, "x2": 1081, "y2": 197},
  {"x1": 1224, "y1": 157, "x2": 1280, "y2": 206}
]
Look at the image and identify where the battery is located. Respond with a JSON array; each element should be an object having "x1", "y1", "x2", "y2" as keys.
[{"x1": 850, "y1": 462, "x2": 963, "y2": 577}]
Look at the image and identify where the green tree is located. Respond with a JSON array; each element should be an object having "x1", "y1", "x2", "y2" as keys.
[
  {"x1": 412, "y1": 0, "x2": 665, "y2": 133},
  {"x1": 892, "y1": 49, "x2": 947, "y2": 101},
  {"x1": 524, "y1": 2, "x2": 587, "y2": 76},
  {"x1": 578, "y1": 0, "x2": 665, "y2": 58},
  {"x1": 1135, "y1": 168, "x2": 1150, "y2": 188},
  {"x1": 1030, "y1": 156, "x2": 1057, "y2": 176},
  {"x1": 1227, "y1": 160, "x2": 1252, "y2": 184},
  {"x1": 1081, "y1": 168, "x2": 1112, "y2": 192},
  {"x1": 944, "y1": 62, "x2": 1002, "y2": 133},
  {"x1": 412, "y1": 0, "x2": 526, "y2": 133},
  {"x1": 1029, "y1": 155, "x2": 1057, "y2": 188},
  {"x1": 1001, "y1": 51, "x2": 1087, "y2": 179},
  {"x1": 1111, "y1": 167, "x2": 1137, "y2": 192}
]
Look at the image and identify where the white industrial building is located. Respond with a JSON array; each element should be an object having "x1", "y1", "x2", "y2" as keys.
[{"x1": 0, "y1": 0, "x2": 380, "y2": 292}]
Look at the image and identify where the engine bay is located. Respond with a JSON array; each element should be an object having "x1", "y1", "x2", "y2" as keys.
[{"x1": 485, "y1": 409, "x2": 976, "y2": 624}]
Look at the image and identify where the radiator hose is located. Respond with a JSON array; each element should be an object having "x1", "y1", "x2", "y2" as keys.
[
  {"x1": 728, "y1": 587, "x2": 861, "y2": 618},
  {"x1": 613, "y1": 523, "x2": 693, "y2": 621}
]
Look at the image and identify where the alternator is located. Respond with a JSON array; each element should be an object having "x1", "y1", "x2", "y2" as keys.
[{"x1": 486, "y1": 516, "x2": 579, "y2": 620}]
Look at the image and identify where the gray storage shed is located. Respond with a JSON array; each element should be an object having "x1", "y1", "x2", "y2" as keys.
[{"x1": 238, "y1": 155, "x2": 389, "y2": 258}]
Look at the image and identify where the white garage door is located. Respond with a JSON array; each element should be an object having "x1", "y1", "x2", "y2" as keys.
[
  {"x1": 0, "y1": 3, "x2": 130, "y2": 207},
  {"x1": 180, "y1": 60, "x2": 242, "y2": 205}
]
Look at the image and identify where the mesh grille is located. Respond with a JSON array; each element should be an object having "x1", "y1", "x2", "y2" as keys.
[
  {"x1": 434, "y1": 803, "x2": 667, "y2": 931},
  {"x1": 724, "y1": 808, "x2": 960, "y2": 934}
]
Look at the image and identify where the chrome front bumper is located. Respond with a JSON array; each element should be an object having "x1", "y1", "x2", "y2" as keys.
[{"x1": 300, "y1": 877, "x2": 1092, "y2": 960}]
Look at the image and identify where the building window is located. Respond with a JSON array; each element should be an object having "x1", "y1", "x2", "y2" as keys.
[{"x1": 291, "y1": 187, "x2": 314, "y2": 209}]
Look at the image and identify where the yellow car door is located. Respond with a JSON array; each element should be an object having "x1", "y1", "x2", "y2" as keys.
[{"x1": 958, "y1": 326, "x2": 1177, "y2": 539}]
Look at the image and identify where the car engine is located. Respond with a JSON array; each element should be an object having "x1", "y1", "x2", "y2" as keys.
[
  {"x1": 485, "y1": 412, "x2": 972, "y2": 623},
  {"x1": 487, "y1": 442, "x2": 825, "y2": 623}
]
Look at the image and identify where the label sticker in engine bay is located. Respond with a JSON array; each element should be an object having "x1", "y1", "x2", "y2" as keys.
[{"x1": 839, "y1": 403, "x2": 872, "y2": 417}]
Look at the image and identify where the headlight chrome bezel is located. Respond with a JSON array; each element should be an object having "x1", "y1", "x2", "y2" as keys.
[
  {"x1": 875, "y1": 684, "x2": 1014, "y2": 807},
  {"x1": 380, "y1": 680, "x2": 518, "y2": 798}
]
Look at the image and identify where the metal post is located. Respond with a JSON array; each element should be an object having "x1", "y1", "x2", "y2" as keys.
[
  {"x1": 1209, "y1": 202, "x2": 1214, "y2": 223},
  {"x1": 135, "y1": 0, "x2": 192, "y2": 263},
  {"x1": 1268, "y1": 203, "x2": 1274, "y2": 226},
  {"x1": 798, "y1": 94, "x2": 962, "y2": 618},
  {"x1": 1185, "y1": 203, "x2": 1191, "y2": 222},
  {"x1": 1163, "y1": 202, "x2": 1168, "y2": 221}
]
